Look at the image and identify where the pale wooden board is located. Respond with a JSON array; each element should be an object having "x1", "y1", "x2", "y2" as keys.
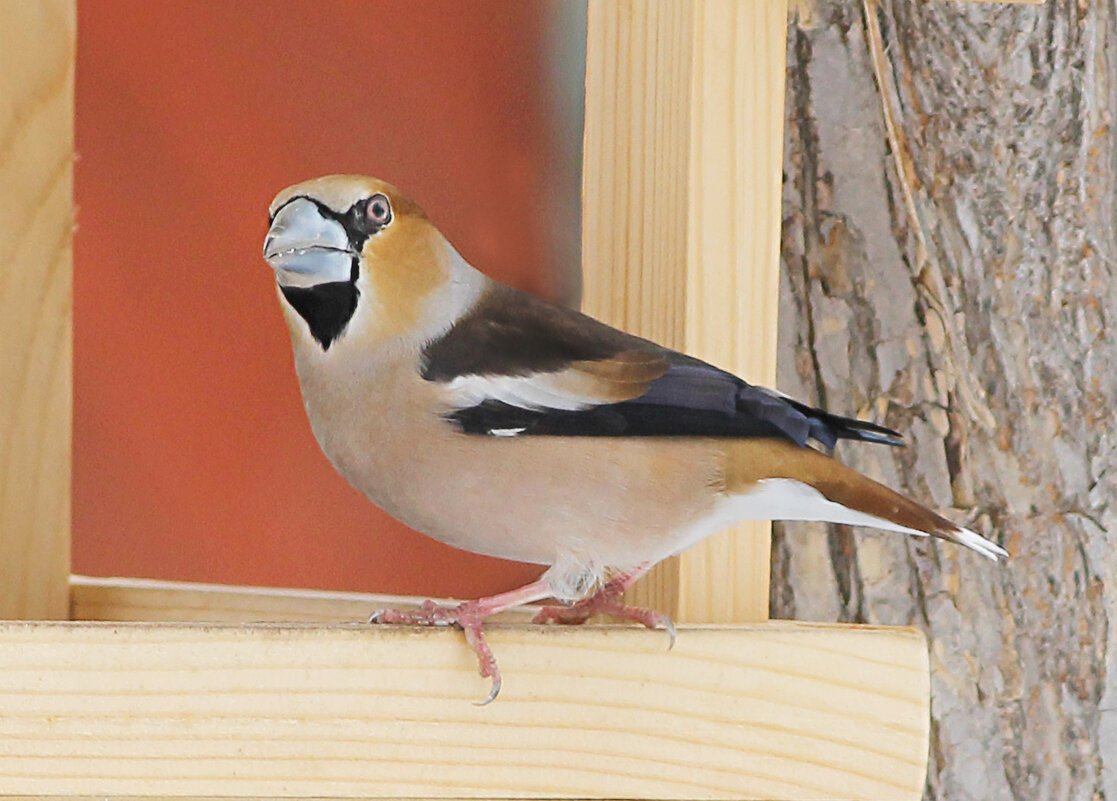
[
  {"x1": 0, "y1": 621, "x2": 928, "y2": 800},
  {"x1": 581, "y1": 0, "x2": 691, "y2": 621},
  {"x1": 677, "y1": 0, "x2": 787, "y2": 625},
  {"x1": 70, "y1": 575, "x2": 537, "y2": 624},
  {"x1": 0, "y1": 0, "x2": 74, "y2": 619},
  {"x1": 581, "y1": 0, "x2": 786, "y2": 623}
]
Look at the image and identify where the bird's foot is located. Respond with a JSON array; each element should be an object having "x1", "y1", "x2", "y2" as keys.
[
  {"x1": 369, "y1": 600, "x2": 502, "y2": 705},
  {"x1": 369, "y1": 599, "x2": 457, "y2": 626},
  {"x1": 532, "y1": 584, "x2": 677, "y2": 648}
]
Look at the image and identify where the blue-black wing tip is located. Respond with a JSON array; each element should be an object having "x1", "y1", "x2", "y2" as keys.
[{"x1": 835, "y1": 420, "x2": 906, "y2": 447}]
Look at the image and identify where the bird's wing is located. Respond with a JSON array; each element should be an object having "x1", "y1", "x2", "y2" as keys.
[{"x1": 421, "y1": 284, "x2": 902, "y2": 448}]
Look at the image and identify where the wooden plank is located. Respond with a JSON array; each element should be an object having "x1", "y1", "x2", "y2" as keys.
[
  {"x1": 0, "y1": 0, "x2": 75, "y2": 619},
  {"x1": 70, "y1": 575, "x2": 536, "y2": 624},
  {"x1": 581, "y1": 0, "x2": 691, "y2": 621},
  {"x1": 0, "y1": 621, "x2": 928, "y2": 800},
  {"x1": 679, "y1": 0, "x2": 786, "y2": 625},
  {"x1": 581, "y1": 0, "x2": 786, "y2": 623}
]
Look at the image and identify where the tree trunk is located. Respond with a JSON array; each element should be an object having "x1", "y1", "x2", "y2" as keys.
[{"x1": 773, "y1": 1, "x2": 1117, "y2": 799}]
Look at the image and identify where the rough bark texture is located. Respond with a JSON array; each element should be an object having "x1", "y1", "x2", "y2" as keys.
[{"x1": 773, "y1": 1, "x2": 1117, "y2": 799}]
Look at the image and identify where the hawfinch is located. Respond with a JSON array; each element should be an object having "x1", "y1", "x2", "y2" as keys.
[{"x1": 263, "y1": 174, "x2": 1006, "y2": 703}]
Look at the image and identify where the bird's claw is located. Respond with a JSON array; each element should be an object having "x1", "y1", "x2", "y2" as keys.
[
  {"x1": 369, "y1": 599, "x2": 504, "y2": 705},
  {"x1": 368, "y1": 599, "x2": 456, "y2": 626},
  {"x1": 475, "y1": 672, "x2": 502, "y2": 706},
  {"x1": 533, "y1": 593, "x2": 676, "y2": 649},
  {"x1": 367, "y1": 585, "x2": 672, "y2": 705},
  {"x1": 660, "y1": 614, "x2": 678, "y2": 650},
  {"x1": 456, "y1": 604, "x2": 504, "y2": 705}
]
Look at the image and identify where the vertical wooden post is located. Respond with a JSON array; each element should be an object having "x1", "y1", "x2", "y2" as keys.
[
  {"x1": 0, "y1": 0, "x2": 76, "y2": 619},
  {"x1": 582, "y1": 0, "x2": 787, "y2": 623}
]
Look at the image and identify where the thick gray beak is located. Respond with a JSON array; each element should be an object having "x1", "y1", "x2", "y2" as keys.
[{"x1": 263, "y1": 198, "x2": 354, "y2": 287}]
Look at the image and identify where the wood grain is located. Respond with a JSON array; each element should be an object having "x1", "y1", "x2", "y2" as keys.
[
  {"x1": 581, "y1": 0, "x2": 690, "y2": 621},
  {"x1": 0, "y1": 620, "x2": 928, "y2": 800},
  {"x1": 70, "y1": 575, "x2": 536, "y2": 624},
  {"x1": 678, "y1": 0, "x2": 787, "y2": 625},
  {"x1": 0, "y1": 0, "x2": 75, "y2": 619},
  {"x1": 581, "y1": 0, "x2": 787, "y2": 623}
]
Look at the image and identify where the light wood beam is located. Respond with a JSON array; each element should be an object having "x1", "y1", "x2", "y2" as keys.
[
  {"x1": 69, "y1": 575, "x2": 537, "y2": 624},
  {"x1": 0, "y1": 620, "x2": 928, "y2": 800},
  {"x1": 581, "y1": 0, "x2": 787, "y2": 623},
  {"x1": 0, "y1": 0, "x2": 75, "y2": 619}
]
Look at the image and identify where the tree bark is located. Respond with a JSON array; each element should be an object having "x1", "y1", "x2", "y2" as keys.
[{"x1": 773, "y1": 1, "x2": 1117, "y2": 799}]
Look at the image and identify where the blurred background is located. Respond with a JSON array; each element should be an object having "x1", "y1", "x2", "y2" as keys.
[{"x1": 74, "y1": 0, "x2": 587, "y2": 597}]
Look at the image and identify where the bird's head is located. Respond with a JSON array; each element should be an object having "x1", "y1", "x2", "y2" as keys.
[{"x1": 263, "y1": 175, "x2": 482, "y2": 351}]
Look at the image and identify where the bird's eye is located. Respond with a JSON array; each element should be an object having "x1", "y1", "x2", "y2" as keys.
[{"x1": 367, "y1": 194, "x2": 392, "y2": 226}]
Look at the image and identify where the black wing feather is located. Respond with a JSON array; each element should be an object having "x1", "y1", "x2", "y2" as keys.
[
  {"x1": 445, "y1": 356, "x2": 902, "y2": 448},
  {"x1": 428, "y1": 285, "x2": 902, "y2": 448}
]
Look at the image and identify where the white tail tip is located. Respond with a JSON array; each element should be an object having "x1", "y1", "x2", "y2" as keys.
[{"x1": 952, "y1": 526, "x2": 1009, "y2": 561}]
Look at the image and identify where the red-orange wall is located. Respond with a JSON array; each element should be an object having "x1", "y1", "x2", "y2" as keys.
[{"x1": 75, "y1": 1, "x2": 579, "y2": 598}]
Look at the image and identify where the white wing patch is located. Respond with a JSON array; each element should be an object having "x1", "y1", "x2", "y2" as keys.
[
  {"x1": 489, "y1": 427, "x2": 527, "y2": 437},
  {"x1": 435, "y1": 349, "x2": 667, "y2": 419},
  {"x1": 442, "y1": 373, "x2": 603, "y2": 412}
]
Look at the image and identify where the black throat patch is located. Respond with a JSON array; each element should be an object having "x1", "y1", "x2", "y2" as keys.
[
  {"x1": 271, "y1": 194, "x2": 392, "y2": 351},
  {"x1": 280, "y1": 260, "x2": 360, "y2": 350}
]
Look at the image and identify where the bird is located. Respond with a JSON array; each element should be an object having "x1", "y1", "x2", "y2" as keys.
[{"x1": 262, "y1": 174, "x2": 1006, "y2": 704}]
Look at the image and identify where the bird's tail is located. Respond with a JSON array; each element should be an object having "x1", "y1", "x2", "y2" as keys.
[
  {"x1": 781, "y1": 397, "x2": 906, "y2": 448},
  {"x1": 726, "y1": 439, "x2": 1008, "y2": 561}
]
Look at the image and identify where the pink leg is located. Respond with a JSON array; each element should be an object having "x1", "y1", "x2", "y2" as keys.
[
  {"x1": 369, "y1": 578, "x2": 552, "y2": 705},
  {"x1": 532, "y1": 564, "x2": 676, "y2": 647}
]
